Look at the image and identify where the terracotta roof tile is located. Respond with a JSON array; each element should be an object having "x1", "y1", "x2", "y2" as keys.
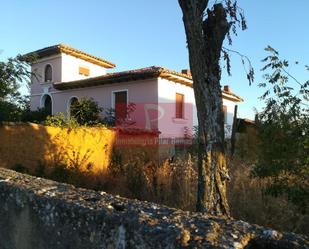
[
  {"x1": 25, "y1": 44, "x2": 116, "y2": 68},
  {"x1": 53, "y1": 66, "x2": 192, "y2": 89},
  {"x1": 53, "y1": 66, "x2": 243, "y2": 102}
]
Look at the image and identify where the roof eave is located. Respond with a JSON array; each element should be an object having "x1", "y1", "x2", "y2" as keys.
[
  {"x1": 159, "y1": 73, "x2": 193, "y2": 86},
  {"x1": 53, "y1": 72, "x2": 160, "y2": 90},
  {"x1": 59, "y1": 46, "x2": 116, "y2": 69},
  {"x1": 222, "y1": 92, "x2": 244, "y2": 102},
  {"x1": 24, "y1": 44, "x2": 116, "y2": 69}
]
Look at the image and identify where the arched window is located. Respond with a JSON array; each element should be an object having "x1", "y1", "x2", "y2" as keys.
[
  {"x1": 44, "y1": 64, "x2": 52, "y2": 82},
  {"x1": 68, "y1": 97, "x2": 79, "y2": 117},
  {"x1": 41, "y1": 94, "x2": 52, "y2": 116}
]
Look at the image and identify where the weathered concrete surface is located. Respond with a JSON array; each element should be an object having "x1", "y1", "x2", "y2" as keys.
[{"x1": 0, "y1": 168, "x2": 307, "y2": 249}]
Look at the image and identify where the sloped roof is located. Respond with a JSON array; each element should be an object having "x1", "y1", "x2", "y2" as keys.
[
  {"x1": 53, "y1": 66, "x2": 243, "y2": 102},
  {"x1": 25, "y1": 44, "x2": 116, "y2": 69},
  {"x1": 53, "y1": 66, "x2": 193, "y2": 88}
]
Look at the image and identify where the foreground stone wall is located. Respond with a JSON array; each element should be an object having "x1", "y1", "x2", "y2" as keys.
[{"x1": 0, "y1": 168, "x2": 307, "y2": 249}]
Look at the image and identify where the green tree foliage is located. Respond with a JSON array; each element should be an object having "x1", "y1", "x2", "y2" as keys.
[
  {"x1": 0, "y1": 55, "x2": 29, "y2": 101},
  {"x1": 254, "y1": 46, "x2": 309, "y2": 212},
  {"x1": 0, "y1": 55, "x2": 31, "y2": 122},
  {"x1": 70, "y1": 98, "x2": 103, "y2": 125}
]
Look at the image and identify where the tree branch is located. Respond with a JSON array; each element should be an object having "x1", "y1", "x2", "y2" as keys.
[{"x1": 222, "y1": 46, "x2": 254, "y2": 84}]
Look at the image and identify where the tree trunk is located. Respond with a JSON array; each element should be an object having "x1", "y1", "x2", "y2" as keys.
[{"x1": 179, "y1": 0, "x2": 230, "y2": 216}]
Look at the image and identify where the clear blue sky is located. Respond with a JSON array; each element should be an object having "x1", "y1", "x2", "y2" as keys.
[{"x1": 1, "y1": 0, "x2": 308, "y2": 119}]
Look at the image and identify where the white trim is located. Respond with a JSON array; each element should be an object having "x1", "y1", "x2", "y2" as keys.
[
  {"x1": 66, "y1": 96, "x2": 79, "y2": 117},
  {"x1": 61, "y1": 53, "x2": 65, "y2": 81},
  {"x1": 40, "y1": 93, "x2": 54, "y2": 115},
  {"x1": 44, "y1": 63, "x2": 53, "y2": 83},
  {"x1": 222, "y1": 92, "x2": 243, "y2": 102},
  {"x1": 158, "y1": 75, "x2": 193, "y2": 85},
  {"x1": 111, "y1": 89, "x2": 129, "y2": 109}
]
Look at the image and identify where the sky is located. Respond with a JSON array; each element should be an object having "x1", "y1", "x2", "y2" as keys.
[{"x1": 1, "y1": 0, "x2": 308, "y2": 119}]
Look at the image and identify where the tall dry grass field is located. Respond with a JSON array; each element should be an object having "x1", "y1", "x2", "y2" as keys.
[{"x1": 9, "y1": 139, "x2": 308, "y2": 236}]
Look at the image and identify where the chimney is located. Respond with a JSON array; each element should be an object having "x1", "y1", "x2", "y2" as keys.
[
  {"x1": 223, "y1": 85, "x2": 231, "y2": 92},
  {"x1": 181, "y1": 69, "x2": 191, "y2": 77}
]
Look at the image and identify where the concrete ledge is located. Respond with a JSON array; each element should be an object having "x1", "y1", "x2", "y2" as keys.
[{"x1": 0, "y1": 168, "x2": 307, "y2": 249}]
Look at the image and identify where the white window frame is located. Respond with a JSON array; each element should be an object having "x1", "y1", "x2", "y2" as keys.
[{"x1": 111, "y1": 89, "x2": 129, "y2": 109}]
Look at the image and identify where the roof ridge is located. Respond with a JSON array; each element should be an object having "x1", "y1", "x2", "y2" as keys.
[{"x1": 24, "y1": 44, "x2": 116, "y2": 68}]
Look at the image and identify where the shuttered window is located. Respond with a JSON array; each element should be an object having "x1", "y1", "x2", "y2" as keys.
[
  {"x1": 175, "y1": 93, "x2": 184, "y2": 119},
  {"x1": 114, "y1": 91, "x2": 127, "y2": 124},
  {"x1": 79, "y1": 66, "x2": 90, "y2": 76}
]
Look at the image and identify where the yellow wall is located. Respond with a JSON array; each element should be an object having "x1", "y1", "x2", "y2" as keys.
[{"x1": 0, "y1": 123, "x2": 116, "y2": 173}]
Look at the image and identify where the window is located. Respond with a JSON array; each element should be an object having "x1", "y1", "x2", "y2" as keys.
[
  {"x1": 113, "y1": 91, "x2": 128, "y2": 124},
  {"x1": 79, "y1": 66, "x2": 90, "y2": 76},
  {"x1": 223, "y1": 105, "x2": 227, "y2": 124},
  {"x1": 175, "y1": 93, "x2": 184, "y2": 119},
  {"x1": 44, "y1": 64, "x2": 52, "y2": 82},
  {"x1": 41, "y1": 94, "x2": 52, "y2": 116}
]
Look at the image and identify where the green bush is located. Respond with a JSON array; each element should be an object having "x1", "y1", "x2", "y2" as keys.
[
  {"x1": 253, "y1": 47, "x2": 309, "y2": 212},
  {"x1": 70, "y1": 98, "x2": 103, "y2": 125},
  {"x1": 21, "y1": 108, "x2": 49, "y2": 123},
  {"x1": 44, "y1": 112, "x2": 79, "y2": 128}
]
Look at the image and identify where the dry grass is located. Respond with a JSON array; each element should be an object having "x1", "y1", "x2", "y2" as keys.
[
  {"x1": 89, "y1": 149, "x2": 308, "y2": 236},
  {"x1": 86, "y1": 153, "x2": 198, "y2": 211},
  {"x1": 228, "y1": 156, "x2": 308, "y2": 236},
  {"x1": 10, "y1": 142, "x2": 308, "y2": 237}
]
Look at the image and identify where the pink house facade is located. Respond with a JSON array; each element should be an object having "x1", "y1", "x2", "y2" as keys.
[{"x1": 28, "y1": 44, "x2": 243, "y2": 143}]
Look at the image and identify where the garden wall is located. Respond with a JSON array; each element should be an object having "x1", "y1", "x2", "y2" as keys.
[
  {"x1": 0, "y1": 123, "x2": 116, "y2": 173},
  {"x1": 0, "y1": 123, "x2": 162, "y2": 174}
]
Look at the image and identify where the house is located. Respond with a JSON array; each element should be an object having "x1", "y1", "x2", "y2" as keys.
[{"x1": 27, "y1": 44, "x2": 243, "y2": 144}]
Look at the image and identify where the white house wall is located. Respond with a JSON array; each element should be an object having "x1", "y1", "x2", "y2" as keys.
[
  {"x1": 223, "y1": 98, "x2": 236, "y2": 126},
  {"x1": 30, "y1": 55, "x2": 62, "y2": 113},
  {"x1": 157, "y1": 78, "x2": 196, "y2": 138},
  {"x1": 157, "y1": 77, "x2": 237, "y2": 139},
  {"x1": 30, "y1": 55, "x2": 62, "y2": 95},
  {"x1": 191, "y1": 98, "x2": 236, "y2": 138},
  {"x1": 31, "y1": 79, "x2": 159, "y2": 126},
  {"x1": 61, "y1": 53, "x2": 107, "y2": 82}
]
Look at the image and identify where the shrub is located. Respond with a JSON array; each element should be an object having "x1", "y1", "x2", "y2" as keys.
[
  {"x1": 21, "y1": 108, "x2": 49, "y2": 123},
  {"x1": 70, "y1": 98, "x2": 103, "y2": 125},
  {"x1": 253, "y1": 47, "x2": 309, "y2": 211},
  {"x1": 44, "y1": 112, "x2": 79, "y2": 128}
]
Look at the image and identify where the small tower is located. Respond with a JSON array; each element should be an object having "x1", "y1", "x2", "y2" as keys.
[{"x1": 25, "y1": 44, "x2": 115, "y2": 115}]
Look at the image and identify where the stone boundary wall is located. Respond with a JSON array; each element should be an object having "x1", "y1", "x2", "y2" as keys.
[{"x1": 0, "y1": 168, "x2": 307, "y2": 249}]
